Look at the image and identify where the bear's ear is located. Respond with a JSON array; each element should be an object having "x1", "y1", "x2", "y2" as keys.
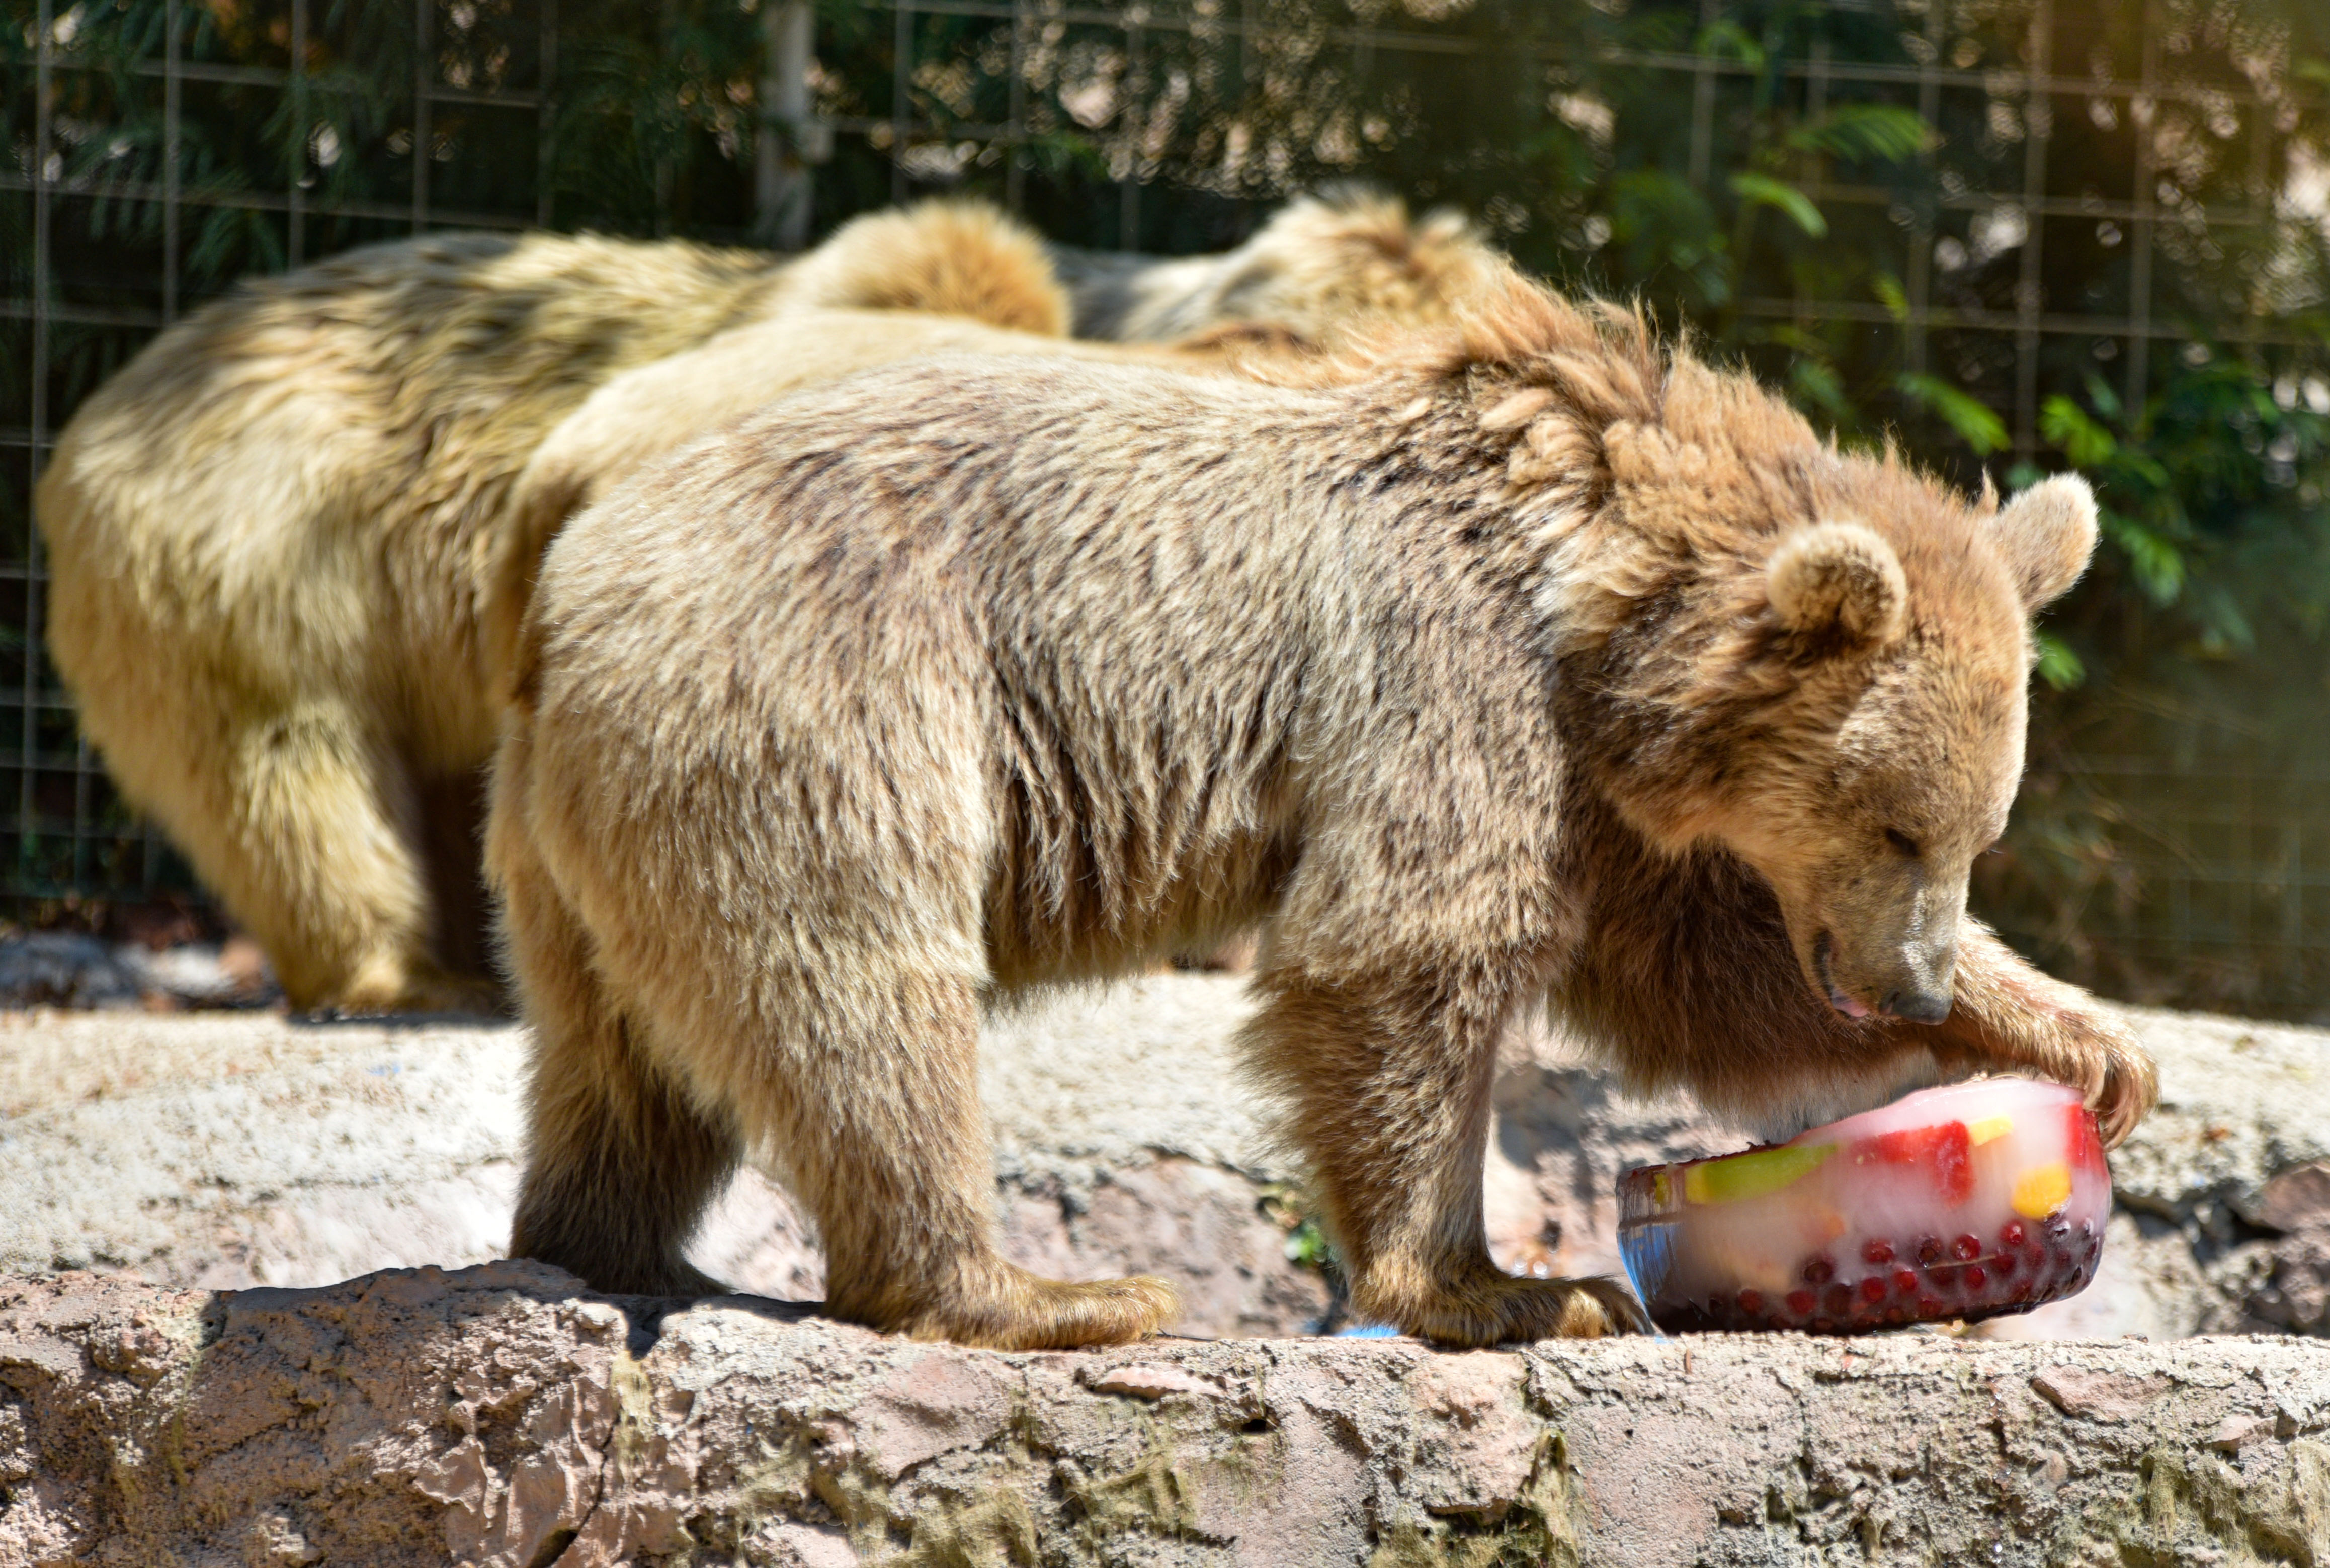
[
  {"x1": 1987, "y1": 472, "x2": 2099, "y2": 610},
  {"x1": 1765, "y1": 521, "x2": 1908, "y2": 647}
]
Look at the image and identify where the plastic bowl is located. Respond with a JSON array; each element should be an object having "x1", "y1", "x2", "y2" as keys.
[{"x1": 1617, "y1": 1077, "x2": 2109, "y2": 1334}]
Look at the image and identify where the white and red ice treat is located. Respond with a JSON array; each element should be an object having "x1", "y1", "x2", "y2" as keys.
[{"x1": 1618, "y1": 1078, "x2": 2109, "y2": 1334}]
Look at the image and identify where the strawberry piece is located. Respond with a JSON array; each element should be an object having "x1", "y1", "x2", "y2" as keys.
[
  {"x1": 1951, "y1": 1234, "x2": 1981, "y2": 1262},
  {"x1": 2000, "y1": 1219, "x2": 2028, "y2": 1249},
  {"x1": 1866, "y1": 1121, "x2": 1974, "y2": 1205},
  {"x1": 1862, "y1": 1239, "x2": 1894, "y2": 1266},
  {"x1": 1891, "y1": 1268, "x2": 1918, "y2": 1297},
  {"x1": 1964, "y1": 1264, "x2": 1988, "y2": 1290},
  {"x1": 1915, "y1": 1236, "x2": 1945, "y2": 1267},
  {"x1": 1858, "y1": 1276, "x2": 1887, "y2": 1305}
]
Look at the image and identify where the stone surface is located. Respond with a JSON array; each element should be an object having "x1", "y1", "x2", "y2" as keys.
[
  {"x1": 3, "y1": 1266, "x2": 2328, "y2": 1567},
  {"x1": 3, "y1": 980, "x2": 2328, "y2": 1341}
]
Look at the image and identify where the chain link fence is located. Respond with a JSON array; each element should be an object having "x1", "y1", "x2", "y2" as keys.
[{"x1": 6, "y1": 0, "x2": 2329, "y2": 1013}]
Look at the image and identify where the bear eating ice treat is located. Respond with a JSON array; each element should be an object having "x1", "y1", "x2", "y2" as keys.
[
  {"x1": 490, "y1": 262, "x2": 2158, "y2": 1350},
  {"x1": 1619, "y1": 1077, "x2": 2111, "y2": 1334}
]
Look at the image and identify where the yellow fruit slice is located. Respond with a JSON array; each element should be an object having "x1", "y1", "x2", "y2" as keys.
[
  {"x1": 1967, "y1": 1114, "x2": 2014, "y2": 1147},
  {"x1": 1683, "y1": 1143, "x2": 1835, "y2": 1205},
  {"x1": 2011, "y1": 1162, "x2": 2072, "y2": 1219}
]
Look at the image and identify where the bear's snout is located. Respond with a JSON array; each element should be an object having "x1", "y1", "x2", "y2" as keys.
[{"x1": 1881, "y1": 982, "x2": 1953, "y2": 1026}]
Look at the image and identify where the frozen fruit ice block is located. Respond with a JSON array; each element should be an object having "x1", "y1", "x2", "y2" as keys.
[{"x1": 1618, "y1": 1077, "x2": 2109, "y2": 1334}]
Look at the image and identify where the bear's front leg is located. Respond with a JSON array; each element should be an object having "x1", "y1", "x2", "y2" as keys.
[
  {"x1": 1929, "y1": 921, "x2": 2158, "y2": 1148},
  {"x1": 1244, "y1": 969, "x2": 1646, "y2": 1344}
]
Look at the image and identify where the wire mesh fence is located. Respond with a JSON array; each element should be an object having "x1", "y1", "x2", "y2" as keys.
[{"x1": 5, "y1": 0, "x2": 2329, "y2": 1013}]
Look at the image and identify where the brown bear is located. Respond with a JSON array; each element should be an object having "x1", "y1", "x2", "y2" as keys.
[
  {"x1": 36, "y1": 201, "x2": 1067, "y2": 1013},
  {"x1": 488, "y1": 272, "x2": 2156, "y2": 1349},
  {"x1": 40, "y1": 192, "x2": 1506, "y2": 1017}
]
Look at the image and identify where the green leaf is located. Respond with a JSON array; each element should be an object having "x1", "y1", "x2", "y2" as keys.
[
  {"x1": 1871, "y1": 272, "x2": 1910, "y2": 324},
  {"x1": 1729, "y1": 172, "x2": 1828, "y2": 239},
  {"x1": 1698, "y1": 19, "x2": 1764, "y2": 69},
  {"x1": 1786, "y1": 103, "x2": 1936, "y2": 164},
  {"x1": 2040, "y1": 394, "x2": 2117, "y2": 469},
  {"x1": 2033, "y1": 631, "x2": 2086, "y2": 691},
  {"x1": 1789, "y1": 359, "x2": 1851, "y2": 422},
  {"x1": 1897, "y1": 373, "x2": 2009, "y2": 455},
  {"x1": 2102, "y1": 511, "x2": 2187, "y2": 604}
]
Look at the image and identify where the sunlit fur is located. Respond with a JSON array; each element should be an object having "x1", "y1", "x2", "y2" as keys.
[
  {"x1": 481, "y1": 311, "x2": 1302, "y2": 703},
  {"x1": 489, "y1": 269, "x2": 2154, "y2": 1349},
  {"x1": 36, "y1": 201, "x2": 1067, "y2": 1012},
  {"x1": 1059, "y1": 187, "x2": 1511, "y2": 349},
  {"x1": 40, "y1": 192, "x2": 1514, "y2": 1015}
]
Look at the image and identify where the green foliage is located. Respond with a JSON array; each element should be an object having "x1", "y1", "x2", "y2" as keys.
[{"x1": 1899, "y1": 373, "x2": 2010, "y2": 457}]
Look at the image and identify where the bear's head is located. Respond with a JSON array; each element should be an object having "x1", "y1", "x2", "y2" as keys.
[
  {"x1": 1703, "y1": 476, "x2": 2097, "y2": 1024},
  {"x1": 1563, "y1": 393, "x2": 2099, "y2": 1025},
  {"x1": 1376, "y1": 280, "x2": 2100, "y2": 1029}
]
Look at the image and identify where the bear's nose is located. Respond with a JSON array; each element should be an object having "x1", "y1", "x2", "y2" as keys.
[{"x1": 1882, "y1": 986, "x2": 1953, "y2": 1026}]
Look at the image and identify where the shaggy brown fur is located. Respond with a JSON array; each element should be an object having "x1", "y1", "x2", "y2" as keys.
[
  {"x1": 40, "y1": 191, "x2": 1507, "y2": 1014},
  {"x1": 36, "y1": 201, "x2": 1068, "y2": 1012},
  {"x1": 491, "y1": 273, "x2": 2154, "y2": 1349},
  {"x1": 1054, "y1": 188, "x2": 1507, "y2": 348},
  {"x1": 482, "y1": 311, "x2": 1285, "y2": 700}
]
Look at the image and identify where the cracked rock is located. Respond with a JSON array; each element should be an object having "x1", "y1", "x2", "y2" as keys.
[{"x1": 2, "y1": 1267, "x2": 2327, "y2": 1566}]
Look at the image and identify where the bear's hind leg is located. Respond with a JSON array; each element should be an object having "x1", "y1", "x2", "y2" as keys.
[
  {"x1": 212, "y1": 702, "x2": 489, "y2": 1014},
  {"x1": 751, "y1": 967, "x2": 1177, "y2": 1349},
  {"x1": 500, "y1": 823, "x2": 741, "y2": 1298},
  {"x1": 1246, "y1": 972, "x2": 1647, "y2": 1346}
]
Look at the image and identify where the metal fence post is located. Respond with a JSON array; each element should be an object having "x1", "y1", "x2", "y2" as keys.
[{"x1": 758, "y1": 1, "x2": 822, "y2": 251}]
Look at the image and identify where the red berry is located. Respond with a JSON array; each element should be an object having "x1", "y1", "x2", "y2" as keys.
[
  {"x1": 1995, "y1": 1252, "x2": 2018, "y2": 1278},
  {"x1": 1858, "y1": 1276, "x2": 1887, "y2": 1305},
  {"x1": 1892, "y1": 1268, "x2": 1919, "y2": 1296},
  {"x1": 1883, "y1": 1306, "x2": 1907, "y2": 1325},
  {"x1": 1786, "y1": 1289, "x2": 1816, "y2": 1317},
  {"x1": 1917, "y1": 1295, "x2": 1946, "y2": 1316},
  {"x1": 1737, "y1": 1288, "x2": 1764, "y2": 1316},
  {"x1": 1823, "y1": 1283, "x2": 1853, "y2": 1316},
  {"x1": 1964, "y1": 1265, "x2": 1987, "y2": 1289},
  {"x1": 1952, "y1": 1234, "x2": 1981, "y2": 1262},
  {"x1": 2000, "y1": 1219, "x2": 2028, "y2": 1249},
  {"x1": 1916, "y1": 1237, "x2": 1945, "y2": 1267},
  {"x1": 1862, "y1": 1238, "x2": 1895, "y2": 1266},
  {"x1": 1802, "y1": 1256, "x2": 1835, "y2": 1285}
]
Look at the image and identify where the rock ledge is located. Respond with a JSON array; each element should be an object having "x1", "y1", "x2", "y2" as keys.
[{"x1": 4, "y1": 1265, "x2": 2327, "y2": 1567}]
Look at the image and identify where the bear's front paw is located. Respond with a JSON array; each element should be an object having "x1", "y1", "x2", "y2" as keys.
[
  {"x1": 1364, "y1": 1268, "x2": 1648, "y2": 1347},
  {"x1": 2071, "y1": 1008, "x2": 2158, "y2": 1150}
]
